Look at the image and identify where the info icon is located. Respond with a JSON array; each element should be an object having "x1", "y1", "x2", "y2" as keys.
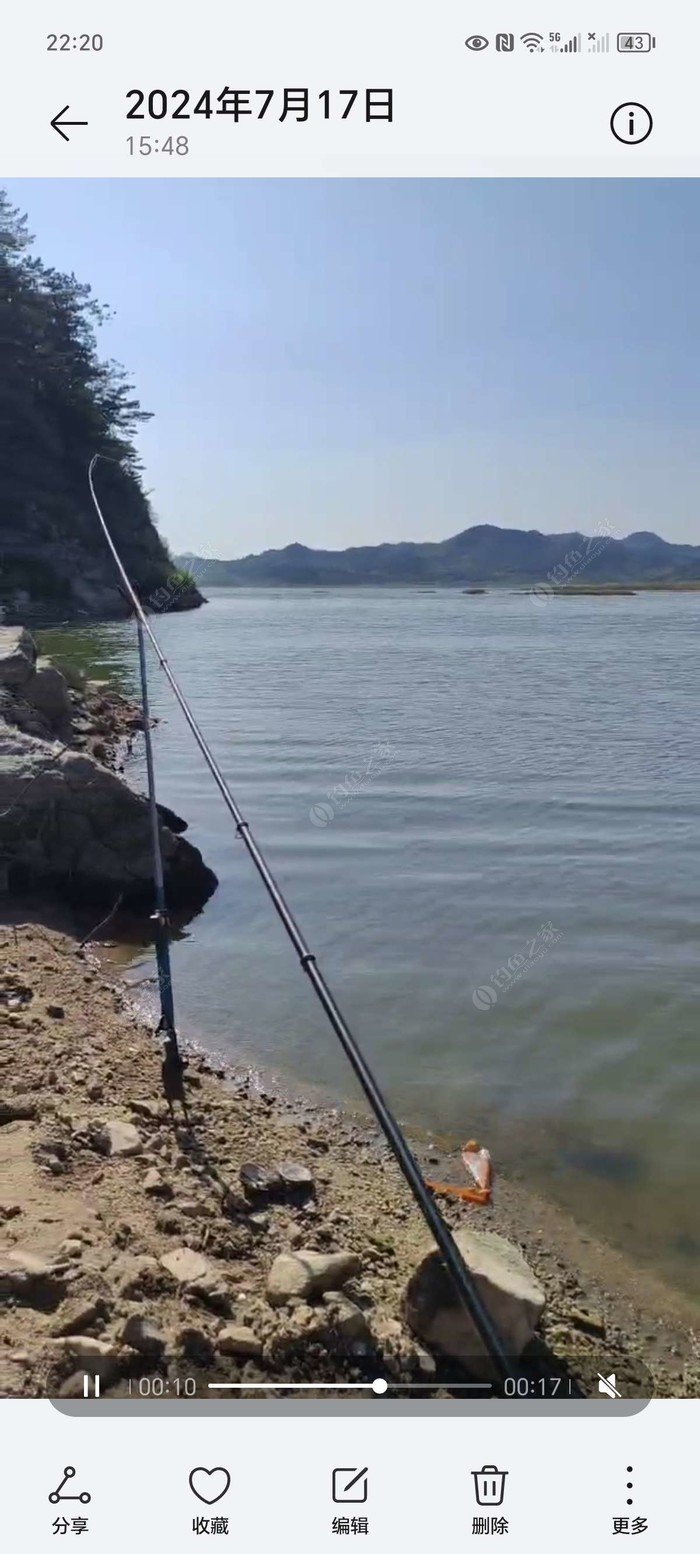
[
  {"x1": 496, "y1": 33, "x2": 515, "y2": 52},
  {"x1": 610, "y1": 102, "x2": 653, "y2": 144}
]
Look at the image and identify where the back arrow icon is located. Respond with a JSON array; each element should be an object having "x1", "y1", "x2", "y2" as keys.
[{"x1": 51, "y1": 105, "x2": 88, "y2": 142}]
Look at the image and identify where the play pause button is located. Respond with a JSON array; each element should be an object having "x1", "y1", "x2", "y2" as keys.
[{"x1": 82, "y1": 1374, "x2": 100, "y2": 1397}]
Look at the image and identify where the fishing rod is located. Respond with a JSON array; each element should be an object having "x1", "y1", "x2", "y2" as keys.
[
  {"x1": 88, "y1": 453, "x2": 516, "y2": 1386},
  {"x1": 134, "y1": 604, "x2": 180, "y2": 1058}
]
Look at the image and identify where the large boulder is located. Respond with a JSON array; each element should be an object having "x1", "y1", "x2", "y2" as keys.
[
  {"x1": 0, "y1": 627, "x2": 36, "y2": 687},
  {"x1": 0, "y1": 728, "x2": 217, "y2": 909},
  {"x1": 403, "y1": 1227, "x2": 545, "y2": 1380}
]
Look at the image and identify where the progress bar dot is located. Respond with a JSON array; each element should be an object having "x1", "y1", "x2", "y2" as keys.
[{"x1": 372, "y1": 1378, "x2": 388, "y2": 1395}]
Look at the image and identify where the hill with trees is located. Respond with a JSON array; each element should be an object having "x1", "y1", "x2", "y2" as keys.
[{"x1": 0, "y1": 191, "x2": 202, "y2": 623}]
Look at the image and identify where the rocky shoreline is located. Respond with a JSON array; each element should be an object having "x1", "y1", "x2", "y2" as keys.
[
  {"x1": 0, "y1": 626, "x2": 216, "y2": 910},
  {"x1": 2, "y1": 919, "x2": 699, "y2": 1400}
]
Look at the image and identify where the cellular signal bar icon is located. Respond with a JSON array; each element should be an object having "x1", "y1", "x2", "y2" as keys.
[
  {"x1": 589, "y1": 32, "x2": 610, "y2": 52},
  {"x1": 556, "y1": 32, "x2": 581, "y2": 52}
]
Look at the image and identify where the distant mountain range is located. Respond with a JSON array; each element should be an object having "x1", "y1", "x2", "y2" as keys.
[{"x1": 176, "y1": 526, "x2": 700, "y2": 588}]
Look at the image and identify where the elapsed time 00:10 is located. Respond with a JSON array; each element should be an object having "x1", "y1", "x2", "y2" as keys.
[
  {"x1": 127, "y1": 1376, "x2": 197, "y2": 1395},
  {"x1": 127, "y1": 136, "x2": 189, "y2": 156}
]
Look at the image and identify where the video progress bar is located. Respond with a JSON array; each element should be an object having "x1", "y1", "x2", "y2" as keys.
[
  {"x1": 209, "y1": 1381, "x2": 387, "y2": 1393},
  {"x1": 207, "y1": 1380, "x2": 493, "y2": 1393}
]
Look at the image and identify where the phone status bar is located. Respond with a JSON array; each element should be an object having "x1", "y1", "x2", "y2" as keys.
[{"x1": 464, "y1": 31, "x2": 657, "y2": 54}]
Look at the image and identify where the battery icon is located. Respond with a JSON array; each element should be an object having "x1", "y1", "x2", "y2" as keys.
[{"x1": 617, "y1": 33, "x2": 656, "y2": 51}]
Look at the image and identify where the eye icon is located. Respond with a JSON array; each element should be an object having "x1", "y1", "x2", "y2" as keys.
[{"x1": 465, "y1": 34, "x2": 489, "y2": 50}]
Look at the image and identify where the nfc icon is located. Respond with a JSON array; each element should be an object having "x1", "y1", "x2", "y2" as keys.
[{"x1": 496, "y1": 33, "x2": 515, "y2": 51}]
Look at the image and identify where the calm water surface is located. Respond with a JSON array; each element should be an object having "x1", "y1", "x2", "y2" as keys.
[{"x1": 43, "y1": 590, "x2": 700, "y2": 1296}]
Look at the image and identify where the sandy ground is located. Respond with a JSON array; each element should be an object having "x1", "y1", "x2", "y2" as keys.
[{"x1": 2, "y1": 917, "x2": 699, "y2": 1402}]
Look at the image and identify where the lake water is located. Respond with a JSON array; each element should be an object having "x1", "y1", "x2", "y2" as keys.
[{"x1": 43, "y1": 589, "x2": 700, "y2": 1297}]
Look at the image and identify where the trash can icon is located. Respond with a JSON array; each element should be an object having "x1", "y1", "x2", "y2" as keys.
[{"x1": 472, "y1": 1465, "x2": 508, "y2": 1507}]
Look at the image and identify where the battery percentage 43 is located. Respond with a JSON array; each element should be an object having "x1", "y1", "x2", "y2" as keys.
[{"x1": 617, "y1": 33, "x2": 656, "y2": 51}]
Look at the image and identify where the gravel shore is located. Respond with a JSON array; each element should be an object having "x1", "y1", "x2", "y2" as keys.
[{"x1": 2, "y1": 917, "x2": 699, "y2": 1400}]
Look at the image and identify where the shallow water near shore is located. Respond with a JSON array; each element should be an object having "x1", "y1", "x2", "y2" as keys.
[{"x1": 40, "y1": 588, "x2": 700, "y2": 1302}]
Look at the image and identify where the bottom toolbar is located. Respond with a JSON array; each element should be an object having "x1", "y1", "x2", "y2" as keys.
[{"x1": 2, "y1": 1401, "x2": 694, "y2": 1551}]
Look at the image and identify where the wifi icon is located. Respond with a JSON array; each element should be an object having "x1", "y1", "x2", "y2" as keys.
[{"x1": 521, "y1": 31, "x2": 544, "y2": 51}]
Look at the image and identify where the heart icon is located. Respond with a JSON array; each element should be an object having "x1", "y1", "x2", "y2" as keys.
[{"x1": 188, "y1": 1467, "x2": 231, "y2": 1505}]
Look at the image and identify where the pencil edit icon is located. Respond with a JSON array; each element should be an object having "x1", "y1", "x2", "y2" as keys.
[{"x1": 333, "y1": 1468, "x2": 369, "y2": 1503}]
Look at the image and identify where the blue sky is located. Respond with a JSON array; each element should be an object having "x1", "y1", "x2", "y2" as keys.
[{"x1": 6, "y1": 179, "x2": 700, "y2": 554}]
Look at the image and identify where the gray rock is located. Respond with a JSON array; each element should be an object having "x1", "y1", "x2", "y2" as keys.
[
  {"x1": 160, "y1": 1247, "x2": 213, "y2": 1287},
  {"x1": 404, "y1": 1227, "x2": 545, "y2": 1380},
  {"x1": 129, "y1": 1101, "x2": 161, "y2": 1120},
  {"x1": 49, "y1": 1335, "x2": 121, "y2": 1382},
  {"x1": 0, "y1": 1203, "x2": 22, "y2": 1222},
  {"x1": 240, "y1": 1163, "x2": 283, "y2": 1196},
  {"x1": 50, "y1": 1296, "x2": 111, "y2": 1337},
  {"x1": 0, "y1": 627, "x2": 36, "y2": 686},
  {"x1": 173, "y1": 1198, "x2": 212, "y2": 1219},
  {"x1": 177, "y1": 1326, "x2": 216, "y2": 1363},
  {"x1": 108, "y1": 1254, "x2": 161, "y2": 1300},
  {"x1": 0, "y1": 1099, "x2": 38, "y2": 1124},
  {"x1": 188, "y1": 1273, "x2": 231, "y2": 1312},
  {"x1": 143, "y1": 1168, "x2": 172, "y2": 1198},
  {"x1": 278, "y1": 1161, "x2": 315, "y2": 1191},
  {"x1": 160, "y1": 1246, "x2": 232, "y2": 1307},
  {"x1": 320, "y1": 1292, "x2": 372, "y2": 1344},
  {"x1": 217, "y1": 1323, "x2": 263, "y2": 1358},
  {"x1": 268, "y1": 1293, "x2": 370, "y2": 1352},
  {"x1": 93, "y1": 1119, "x2": 143, "y2": 1158},
  {"x1": 120, "y1": 1315, "x2": 167, "y2": 1356},
  {"x1": 24, "y1": 662, "x2": 73, "y2": 728},
  {"x1": 0, "y1": 720, "x2": 217, "y2": 910},
  {"x1": 50, "y1": 1334, "x2": 117, "y2": 1358},
  {"x1": 59, "y1": 1239, "x2": 84, "y2": 1259},
  {"x1": 266, "y1": 1250, "x2": 361, "y2": 1307},
  {"x1": 0, "y1": 1250, "x2": 67, "y2": 1308}
]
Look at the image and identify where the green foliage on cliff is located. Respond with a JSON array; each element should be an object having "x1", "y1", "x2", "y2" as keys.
[{"x1": 0, "y1": 191, "x2": 200, "y2": 619}]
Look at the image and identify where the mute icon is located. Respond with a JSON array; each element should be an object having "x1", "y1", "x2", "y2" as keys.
[{"x1": 598, "y1": 1373, "x2": 621, "y2": 1398}]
